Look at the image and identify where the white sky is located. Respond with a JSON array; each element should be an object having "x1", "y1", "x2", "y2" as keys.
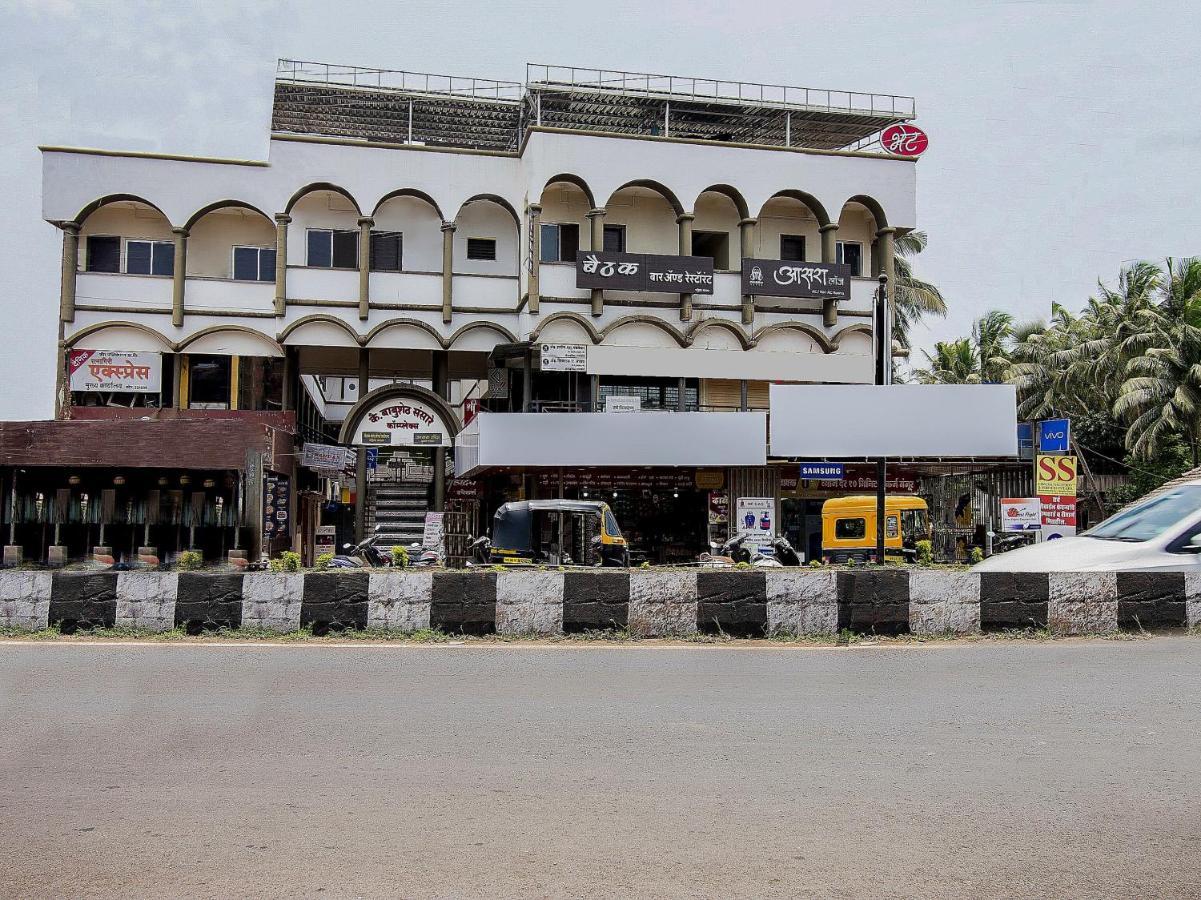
[{"x1": 2, "y1": 0, "x2": 1199, "y2": 418}]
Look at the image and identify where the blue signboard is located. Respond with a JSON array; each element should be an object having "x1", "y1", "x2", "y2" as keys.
[
  {"x1": 1038, "y1": 419, "x2": 1070, "y2": 454},
  {"x1": 366, "y1": 448, "x2": 378, "y2": 471},
  {"x1": 799, "y1": 463, "x2": 845, "y2": 481},
  {"x1": 1017, "y1": 423, "x2": 1034, "y2": 460}
]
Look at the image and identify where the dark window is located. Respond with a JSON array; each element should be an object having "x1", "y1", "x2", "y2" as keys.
[
  {"x1": 307, "y1": 229, "x2": 358, "y2": 268},
  {"x1": 603, "y1": 224, "x2": 625, "y2": 253},
  {"x1": 838, "y1": 241, "x2": 863, "y2": 276},
  {"x1": 370, "y1": 231, "x2": 403, "y2": 272},
  {"x1": 467, "y1": 238, "x2": 497, "y2": 261},
  {"x1": 187, "y1": 355, "x2": 231, "y2": 409},
  {"x1": 233, "y1": 246, "x2": 276, "y2": 282},
  {"x1": 125, "y1": 240, "x2": 174, "y2": 276},
  {"x1": 780, "y1": 235, "x2": 806, "y2": 262},
  {"x1": 692, "y1": 231, "x2": 729, "y2": 269},
  {"x1": 835, "y1": 518, "x2": 866, "y2": 540},
  {"x1": 86, "y1": 235, "x2": 121, "y2": 273},
  {"x1": 598, "y1": 381, "x2": 698, "y2": 411},
  {"x1": 237, "y1": 357, "x2": 285, "y2": 410},
  {"x1": 540, "y1": 223, "x2": 579, "y2": 263}
]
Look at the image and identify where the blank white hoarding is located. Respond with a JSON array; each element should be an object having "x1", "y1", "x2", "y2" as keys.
[{"x1": 769, "y1": 384, "x2": 1018, "y2": 457}]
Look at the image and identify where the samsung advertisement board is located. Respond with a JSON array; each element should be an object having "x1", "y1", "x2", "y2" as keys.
[{"x1": 769, "y1": 385, "x2": 1018, "y2": 457}]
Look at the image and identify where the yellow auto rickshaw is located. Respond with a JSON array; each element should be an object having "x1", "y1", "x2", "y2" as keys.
[{"x1": 821, "y1": 495, "x2": 930, "y2": 564}]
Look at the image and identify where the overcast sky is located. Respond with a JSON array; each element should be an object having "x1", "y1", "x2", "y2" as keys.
[{"x1": 2, "y1": 0, "x2": 1199, "y2": 419}]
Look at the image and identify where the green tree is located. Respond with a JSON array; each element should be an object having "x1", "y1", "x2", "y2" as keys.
[{"x1": 891, "y1": 230, "x2": 947, "y2": 351}]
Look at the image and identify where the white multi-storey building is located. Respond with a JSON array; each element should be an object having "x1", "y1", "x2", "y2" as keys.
[{"x1": 5, "y1": 60, "x2": 921, "y2": 566}]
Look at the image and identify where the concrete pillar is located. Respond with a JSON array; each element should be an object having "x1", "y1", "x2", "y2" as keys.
[
  {"x1": 586, "y1": 208, "x2": 606, "y2": 317},
  {"x1": 527, "y1": 203, "x2": 542, "y2": 315},
  {"x1": 282, "y1": 347, "x2": 298, "y2": 412},
  {"x1": 358, "y1": 216, "x2": 373, "y2": 321},
  {"x1": 820, "y1": 223, "x2": 840, "y2": 327},
  {"x1": 432, "y1": 349, "x2": 449, "y2": 513},
  {"x1": 738, "y1": 217, "x2": 756, "y2": 326},
  {"x1": 677, "y1": 377, "x2": 687, "y2": 412},
  {"x1": 441, "y1": 221, "x2": 456, "y2": 324},
  {"x1": 170, "y1": 353, "x2": 182, "y2": 409},
  {"x1": 677, "y1": 213, "x2": 695, "y2": 322},
  {"x1": 353, "y1": 348, "x2": 370, "y2": 541},
  {"x1": 171, "y1": 227, "x2": 188, "y2": 328},
  {"x1": 59, "y1": 222, "x2": 80, "y2": 324},
  {"x1": 273, "y1": 214, "x2": 290, "y2": 315}
]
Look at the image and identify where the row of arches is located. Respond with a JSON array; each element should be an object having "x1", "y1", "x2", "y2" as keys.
[{"x1": 66, "y1": 313, "x2": 871, "y2": 358}]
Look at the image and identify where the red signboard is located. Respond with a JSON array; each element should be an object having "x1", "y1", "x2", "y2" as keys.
[
  {"x1": 1039, "y1": 494, "x2": 1077, "y2": 527},
  {"x1": 881, "y1": 124, "x2": 929, "y2": 157}
]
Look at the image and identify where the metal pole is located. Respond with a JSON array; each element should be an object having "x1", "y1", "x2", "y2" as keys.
[{"x1": 875, "y1": 274, "x2": 889, "y2": 565}]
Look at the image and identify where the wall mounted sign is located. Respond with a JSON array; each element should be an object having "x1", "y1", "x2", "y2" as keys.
[
  {"x1": 540, "y1": 343, "x2": 588, "y2": 372},
  {"x1": 577, "y1": 252, "x2": 714, "y2": 294},
  {"x1": 300, "y1": 443, "x2": 354, "y2": 471},
  {"x1": 881, "y1": 123, "x2": 929, "y2": 157},
  {"x1": 604, "y1": 395, "x2": 641, "y2": 414},
  {"x1": 1000, "y1": 497, "x2": 1041, "y2": 532},
  {"x1": 1035, "y1": 455, "x2": 1077, "y2": 497},
  {"x1": 68, "y1": 349, "x2": 161, "y2": 393},
  {"x1": 742, "y1": 259, "x2": 851, "y2": 300},
  {"x1": 799, "y1": 463, "x2": 846, "y2": 481},
  {"x1": 348, "y1": 396, "x2": 454, "y2": 448}
]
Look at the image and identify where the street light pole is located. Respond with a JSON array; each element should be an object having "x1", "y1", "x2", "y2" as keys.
[{"x1": 875, "y1": 273, "x2": 889, "y2": 565}]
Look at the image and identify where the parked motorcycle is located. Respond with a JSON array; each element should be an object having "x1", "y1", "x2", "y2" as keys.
[{"x1": 329, "y1": 530, "x2": 391, "y2": 569}]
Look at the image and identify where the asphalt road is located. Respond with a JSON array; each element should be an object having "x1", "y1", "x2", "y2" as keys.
[{"x1": 2, "y1": 638, "x2": 1200, "y2": 899}]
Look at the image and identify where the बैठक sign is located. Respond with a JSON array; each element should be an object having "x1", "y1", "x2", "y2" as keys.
[
  {"x1": 576, "y1": 252, "x2": 714, "y2": 295},
  {"x1": 741, "y1": 260, "x2": 852, "y2": 301},
  {"x1": 68, "y1": 349, "x2": 161, "y2": 393},
  {"x1": 1035, "y1": 454, "x2": 1078, "y2": 497}
]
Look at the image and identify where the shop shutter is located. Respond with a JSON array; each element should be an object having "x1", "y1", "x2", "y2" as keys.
[{"x1": 700, "y1": 379, "x2": 769, "y2": 411}]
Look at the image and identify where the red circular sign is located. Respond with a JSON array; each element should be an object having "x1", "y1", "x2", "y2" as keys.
[{"x1": 881, "y1": 124, "x2": 929, "y2": 157}]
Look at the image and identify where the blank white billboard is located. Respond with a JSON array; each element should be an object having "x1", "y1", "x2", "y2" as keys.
[{"x1": 770, "y1": 384, "x2": 1018, "y2": 457}]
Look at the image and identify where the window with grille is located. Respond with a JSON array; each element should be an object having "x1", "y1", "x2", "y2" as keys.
[
  {"x1": 467, "y1": 238, "x2": 497, "y2": 261},
  {"x1": 370, "y1": 231, "x2": 403, "y2": 272},
  {"x1": 85, "y1": 235, "x2": 121, "y2": 273},
  {"x1": 780, "y1": 235, "x2": 806, "y2": 262},
  {"x1": 602, "y1": 224, "x2": 626, "y2": 253}
]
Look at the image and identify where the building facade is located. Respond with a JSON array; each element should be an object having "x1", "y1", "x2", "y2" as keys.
[{"x1": 4, "y1": 61, "x2": 927, "y2": 566}]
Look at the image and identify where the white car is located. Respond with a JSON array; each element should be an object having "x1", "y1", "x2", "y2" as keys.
[{"x1": 974, "y1": 481, "x2": 1201, "y2": 573}]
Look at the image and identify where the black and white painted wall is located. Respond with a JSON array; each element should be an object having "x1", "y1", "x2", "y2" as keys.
[{"x1": 1, "y1": 570, "x2": 1198, "y2": 637}]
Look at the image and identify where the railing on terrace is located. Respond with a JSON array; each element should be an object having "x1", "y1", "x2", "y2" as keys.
[{"x1": 277, "y1": 58, "x2": 524, "y2": 102}]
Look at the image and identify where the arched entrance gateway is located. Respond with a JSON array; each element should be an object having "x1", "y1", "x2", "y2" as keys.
[{"x1": 337, "y1": 384, "x2": 461, "y2": 544}]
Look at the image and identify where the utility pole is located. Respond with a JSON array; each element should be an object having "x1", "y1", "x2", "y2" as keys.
[{"x1": 875, "y1": 273, "x2": 889, "y2": 565}]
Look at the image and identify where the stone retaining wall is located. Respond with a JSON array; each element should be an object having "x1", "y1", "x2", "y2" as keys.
[{"x1": 1, "y1": 569, "x2": 1198, "y2": 636}]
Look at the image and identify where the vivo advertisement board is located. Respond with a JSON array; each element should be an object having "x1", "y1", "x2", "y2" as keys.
[{"x1": 1038, "y1": 418, "x2": 1071, "y2": 453}]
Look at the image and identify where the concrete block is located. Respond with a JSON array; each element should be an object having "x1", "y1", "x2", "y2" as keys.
[
  {"x1": 909, "y1": 571, "x2": 981, "y2": 636},
  {"x1": 301, "y1": 572, "x2": 369, "y2": 631},
  {"x1": 50, "y1": 573, "x2": 118, "y2": 630},
  {"x1": 241, "y1": 573, "x2": 304, "y2": 633},
  {"x1": 1187, "y1": 572, "x2": 1201, "y2": 629},
  {"x1": 0, "y1": 571, "x2": 52, "y2": 630},
  {"x1": 765, "y1": 570, "x2": 838, "y2": 635},
  {"x1": 697, "y1": 571, "x2": 766, "y2": 636},
  {"x1": 2, "y1": 546, "x2": 20, "y2": 568},
  {"x1": 430, "y1": 571, "x2": 496, "y2": 635},
  {"x1": 115, "y1": 572, "x2": 178, "y2": 631},
  {"x1": 496, "y1": 570, "x2": 564, "y2": 635},
  {"x1": 1048, "y1": 572, "x2": 1118, "y2": 635},
  {"x1": 628, "y1": 570, "x2": 697, "y2": 637},
  {"x1": 1116, "y1": 572, "x2": 1187, "y2": 630},
  {"x1": 47, "y1": 546, "x2": 67, "y2": 568},
  {"x1": 980, "y1": 572, "x2": 1049, "y2": 630},
  {"x1": 175, "y1": 573, "x2": 244, "y2": 630},
  {"x1": 368, "y1": 571, "x2": 433, "y2": 632},
  {"x1": 563, "y1": 571, "x2": 629, "y2": 631},
  {"x1": 837, "y1": 570, "x2": 910, "y2": 634}
]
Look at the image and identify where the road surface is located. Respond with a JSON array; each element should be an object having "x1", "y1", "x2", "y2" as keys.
[{"x1": 2, "y1": 638, "x2": 1200, "y2": 898}]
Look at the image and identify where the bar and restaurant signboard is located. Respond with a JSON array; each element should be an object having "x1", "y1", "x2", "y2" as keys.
[
  {"x1": 741, "y1": 260, "x2": 852, "y2": 301},
  {"x1": 68, "y1": 349, "x2": 161, "y2": 393},
  {"x1": 577, "y1": 252, "x2": 714, "y2": 294}
]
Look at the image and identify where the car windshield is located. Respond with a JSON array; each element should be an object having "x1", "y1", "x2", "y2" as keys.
[{"x1": 1086, "y1": 485, "x2": 1201, "y2": 542}]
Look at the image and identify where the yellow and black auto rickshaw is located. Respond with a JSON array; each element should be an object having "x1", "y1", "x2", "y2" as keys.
[
  {"x1": 821, "y1": 495, "x2": 930, "y2": 564},
  {"x1": 470, "y1": 500, "x2": 630, "y2": 567}
]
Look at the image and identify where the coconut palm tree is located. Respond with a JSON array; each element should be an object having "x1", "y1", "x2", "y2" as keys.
[
  {"x1": 972, "y1": 309, "x2": 1015, "y2": 383},
  {"x1": 1115, "y1": 323, "x2": 1201, "y2": 465},
  {"x1": 913, "y1": 338, "x2": 981, "y2": 384},
  {"x1": 891, "y1": 230, "x2": 947, "y2": 351}
]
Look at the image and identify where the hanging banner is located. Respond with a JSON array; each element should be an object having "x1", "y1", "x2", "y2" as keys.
[
  {"x1": 1000, "y1": 497, "x2": 1041, "y2": 532},
  {"x1": 1035, "y1": 455, "x2": 1077, "y2": 496},
  {"x1": 300, "y1": 443, "x2": 354, "y2": 471},
  {"x1": 576, "y1": 252, "x2": 714, "y2": 294},
  {"x1": 741, "y1": 260, "x2": 852, "y2": 301},
  {"x1": 68, "y1": 349, "x2": 161, "y2": 393}
]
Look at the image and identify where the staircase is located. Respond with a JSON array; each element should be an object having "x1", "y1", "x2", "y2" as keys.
[{"x1": 367, "y1": 482, "x2": 430, "y2": 549}]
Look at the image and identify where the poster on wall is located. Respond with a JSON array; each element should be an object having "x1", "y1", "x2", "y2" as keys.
[
  {"x1": 422, "y1": 512, "x2": 445, "y2": 555},
  {"x1": 68, "y1": 349, "x2": 162, "y2": 393},
  {"x1": 734, "y1": 497, "x2": 775, "y2": 554},
  {"x1": 262, "y1": 472, "x2": 290, "y2": 541}
]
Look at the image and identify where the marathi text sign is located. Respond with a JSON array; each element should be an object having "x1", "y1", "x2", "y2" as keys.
[
  {"x1": 350, "y1": 396, "x2": 454, "y2": 448},
  {"x1": 742, "y1": 259, "x2": 852, "y2": 301},
  {"x1": 68, "y1": 349, "x2": 161, "y2": 393},
  {"x1": 1035, "y1": 454, "x2": 1077, "y2": 497},
  {"x1": 540, "y1": 343, "x2": 588, "y2": 372},
  {"x1": 576, "y1": 252, "x2": 714, "y2": 294},
  {"x1": 300, "y1": 443, "x2": 354, "y2": 471}
]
